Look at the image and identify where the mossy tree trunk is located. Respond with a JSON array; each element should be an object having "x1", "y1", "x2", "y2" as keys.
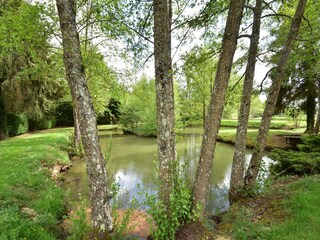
[
  {"x1": 229, "y1": 0, "x2": 263, "y2": 204},
  {"x1": 192, "y1": 0, "x2": 246, "y2": 217},
  {"x1": 153, "y1": 0, "x2": 176, "y2": 210},
  {"x1": 56, "y1": 0, "x2": 113, "y2": 236},
  {"x1": 72, "y1": 105, "x2": 82, "y2": 150},
  {"x1": 244, "y1": 0, "x2": 308, "y2": 189}
]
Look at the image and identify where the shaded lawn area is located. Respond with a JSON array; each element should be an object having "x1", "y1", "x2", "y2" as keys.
[
  {"x1": 0, "y1": 129, "x2": 71, "y2": 240},
  {"x1": 217, "y1": 175, "x2": 320, "y2": 240}
]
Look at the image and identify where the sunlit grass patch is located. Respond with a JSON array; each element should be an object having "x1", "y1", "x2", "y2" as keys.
[{"x1": 0, "y1": 129, "x2": 70, "y2": 239}]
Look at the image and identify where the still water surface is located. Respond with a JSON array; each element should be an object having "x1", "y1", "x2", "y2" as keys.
[{"x1": 63, "y1": 128, "x2": 271, "y2": 214}]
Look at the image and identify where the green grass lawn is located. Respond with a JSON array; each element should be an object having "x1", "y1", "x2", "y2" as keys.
[
  {"x1": 220, "y1": 175, "x2": 320, "y2": 240},
  {"x1": 217, "y1": 127, "x2": 305, "y2": 149},
  {"x1": 0, "y1": 129, "x2": 71, "y2": 240},
  {"x1": 185, "y1": 117, "x2": 307, "y2": 129}
]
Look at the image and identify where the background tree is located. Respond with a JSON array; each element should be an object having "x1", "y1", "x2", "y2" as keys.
[
  {"x1": 181, "y1": 47, "x2": 244, "y2": 126},
  {"x1": 0, "y1": 0, "x2": 67, "y2": 135},
  {"x1": 182, "y1": 47, "x2": 216, "y2": 126},
  {"x1": 273, "y1": 0, "x2": 320, "y2": 133},
  {"x1": 120, "y1": 77, "x2": 157, "y2": 135}
]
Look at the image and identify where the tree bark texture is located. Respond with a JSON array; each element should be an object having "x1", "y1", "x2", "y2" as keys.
[
  {"x1": 192, "y1": 0, "x2": 245, "y2": 215},
  {"x1": 229, "y1": 0, "x2": 263, "y2": 204},
  {"x1": 314, "y1": 80, "x2": 320, "y2": 134},
  {"x1": 153, "y1": 0, "x2": 176, "y2": 209},
  {"x1": 72, "y1": 101, "x2": 82, "y2": 149},
  {"x1": 56, "y1": 0, "x2": 113, "y2": 234},
  {"x1": 244, "y1": 0, "x2": 308, "y2": 188}
]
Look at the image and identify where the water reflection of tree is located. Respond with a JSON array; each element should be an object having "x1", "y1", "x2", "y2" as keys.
[{"x1": 206, "y1": 184, "x2": 230, "y2": 215}]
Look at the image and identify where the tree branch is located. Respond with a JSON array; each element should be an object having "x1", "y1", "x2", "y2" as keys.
[
  {"x1": 259, "y1": 67, "x2": 275, "y2": 93},
  {"x1": 261, "y1": 13, "x2": 292, "y2": 19},
  {"x1": 244, "y1": 4, "x2": 255, "y2": 11},
  {"x1": 238, "y1": 34, "x2": 252, "y2": 39}
]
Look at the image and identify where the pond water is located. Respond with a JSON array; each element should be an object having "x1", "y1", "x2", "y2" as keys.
[{"x1": 63, "y1": 128, "x2": 272, "y2": 214}]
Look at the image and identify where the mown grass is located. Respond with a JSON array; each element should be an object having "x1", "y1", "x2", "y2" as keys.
[
  {"x1": 221, "y1": 175, "x2": 320, "y2": 240},
  {"x1": 217, "y1": 128, "x2": 305, "y2": 149},
  {"x1": 185, "y1": 117, "x2": 306, "y2": 129},
  {"x1": 0, "y1": 129, "x2": 71, "y2": 240}
]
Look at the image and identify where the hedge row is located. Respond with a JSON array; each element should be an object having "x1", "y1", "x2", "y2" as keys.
[{"x1": 2, "y1": 114, "x2": 57, "y2": 137}]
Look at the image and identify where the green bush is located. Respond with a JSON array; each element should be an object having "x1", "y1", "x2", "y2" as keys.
[
  {"x1": 7, "y1": 113, "x2": 29, "y2": 136},
  {"x1": 29, "y1": 118, "x2": 57, "y2": 130},
  {"x1": 270, "y1": 135, "x2": 320, "y2": 176},
  {"x1": 139, "y1": 159, "x2": 200, "y2": 240},
  {"x1": 36, "y1": 118, "x2": 57, "y2": 130},
  {"x1": 270, "y1": 149, "x2": 320, "y2": 175},
  {"x1": 298, "y1": 135, "x2": 320, "y2": 152}
]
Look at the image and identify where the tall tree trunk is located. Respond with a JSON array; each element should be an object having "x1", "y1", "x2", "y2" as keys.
[
  {"x1": 202, "y1": 100, "x2": 206, "y2": 129},
  {"x1": 305, "y1": 90, "x2": 316, "y2": 133},
  {"x1": 192, "y1": 0, "x2": 245, "y2": 216},
  {"x1": 244, "y1": 0, "x2": 308, "y2": 189},
  {"x1": 56, "y1": 0, "x2": 113, "y2": 235},
  {"x1": 153, "y1": 0, "x2": 176, "y2": 209},
  {"x1": 314, "y1": 80, "x2": 320, "y2": 134},
  {"x1": 0, "y1": 102, "x2": 7, "y2": 135},
  {"x1": 229, "y1": 0, "x2": 263, "y2": 204}
]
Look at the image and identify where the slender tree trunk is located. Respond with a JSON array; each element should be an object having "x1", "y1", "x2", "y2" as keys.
[
  {"x1": 305, "y1": 90, "x2": 316, "y2": 133},
  {"x1": 314, "y1": 80, "x2": 320, "y2": 134},
  {"x1": 192, "y1": 0, "x2": 245, "y2": 216},
  {"x1": 0, "y1": 105, "x2": 7, "y2": 135},
  {"x1": 229, "y1": 0, "x2": 263, "y2": 204},
  {"x1": 202, "y1": 100, "x2": 206, "y2": 129},
  {"x1": 153, "y1": 0, "x2": 176, "y2": 209},
  {"x1": 56, "y1": 0, "x2": 113, "y2": 235},
  {"x1": 244, "y1": 0, "x2": 308, "y2": 189},
  {"x1": 0, "y1": 86, "x2": 7, "y2": 135}
]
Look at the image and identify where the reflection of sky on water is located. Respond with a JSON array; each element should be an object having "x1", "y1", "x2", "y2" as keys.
[
  {"x1": 113, "y1": 170, "x2": 156, "y2": 208},
  {"x1": 63, "y1": 128, "x2": 273, "y2": 214}
]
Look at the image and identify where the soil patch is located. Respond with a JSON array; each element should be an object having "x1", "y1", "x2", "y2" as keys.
[
  {"x1": 175, "y1": 221, "x2": 214, "y2": 240},
  {"x1": 61, "y1": 208, "x2": 153, "y2": 239}
]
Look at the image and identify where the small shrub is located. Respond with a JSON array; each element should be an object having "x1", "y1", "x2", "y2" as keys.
[
  {"x1": 67, "y1": 133, "x2": 84, "y2": 158},
  {"x1": 139, "y1": 161, "x2": 200, "y2": 240},
  {"x1": 298, "y1": 135, "x2": 320, "y2": 152},
  {"x1": 68, "y1": 198, "x2": 89, "y2": 240},
  {"x1": 37, "y1": 118, "x2": 57, "y2": 130},
  {"x1": 270, "y1": 150, "x2": 320, "y2": 175},
  {"x1": 270, "y1": 135, "x2": 320, "y2": 176},
  {"x1": 7, "y1": 113, "x2": 29, "y2": 136}
]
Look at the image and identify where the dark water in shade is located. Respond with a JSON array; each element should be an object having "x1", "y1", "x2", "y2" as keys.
[{"x1": 63, "y1": 128, "x2": 272, "y2": 214}]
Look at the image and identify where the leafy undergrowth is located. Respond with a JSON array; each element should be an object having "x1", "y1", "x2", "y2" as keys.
[
  {"x1": 0, "y1": 129, "x2": 71, "y2": 239},
  {"x1": 216, "y1": 175, "x2": 320, "y2": 240},
  {"x1": 270, "y1": 135, "x2": 320, "y2": 175}
]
